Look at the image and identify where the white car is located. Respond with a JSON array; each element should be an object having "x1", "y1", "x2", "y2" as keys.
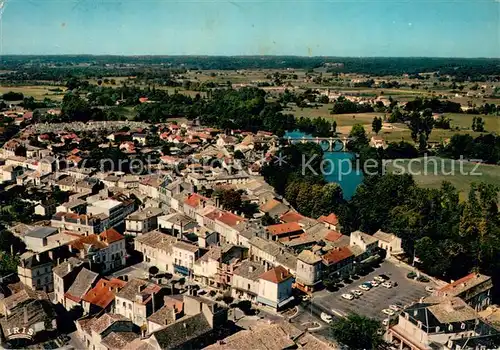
[
  {"x1": 301, "y1": 295, "x2": 311, "y2": 302},
  {"x1": 342, "y1": 293, "x2": 354, "y2": 300},
  {"x1": 426, "y1": 286, "x2": 435, "y2": 293},
  {"x1": 351, "y1": 289, "x2": 363, "y2": 297},
  {"x1": 374, "y1": 276, "x2": 385, "y2": 282},
  {"x1": 382, "y1": 309, "x2": 395, "y2": 316},
  {"x1": 382, "y1": 318, "x2": 390, "y2": 326},
  {"x1": 359, "y1": 284, "x2": 371, "y2": 291},
  {"x1": 370, "y1": 280, "x2": 379, "y2": 287},
  {"x1": 382, "y1": 282, "x2": 392, "y2": 288},
  {"x1": 321, "y1": 312, "x2": 333, "y2": 324},
  {"x1": 389, "y1": 304, "x2": 400, "y2": 312}
]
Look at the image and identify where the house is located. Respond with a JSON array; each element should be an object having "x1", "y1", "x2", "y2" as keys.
[
  {"x1": 349, "y1": 230, "x2": 379, "y2": 261},
  {"x1": 318, "y1": 213, "x2": 339, "y2": 231},
  {"x1": 76, "y1": 313, "x2": 138, "y2": 350},
  {"x1": 257, "y1": 266, "x2": 294, "y2": 310},
  {"x1": 321, "y1": 246, "x2": 355, "y2": 276},
  {"x1": 231, "y1": 261, "x2": 265, "y2": 303},
  {"x1": 259, "y1": 199, "x2": 289, "y2": 218},
  {"x1": 205, "y1": 319, "x2": 334, "y2": 350},
  {"x1": 193, "y1": 245, "x2": 246, "y2": 289},
  {"x1": 266, "y1": 222, "x2": 304, "y2": 242},
  {"x1": 370, "y1": 136, "x2": 387, "y2": 149},
  {"x1": 34, "y1": 200, "x2": 57, "y2": 217},
  {"x1": 64, "y1": 268, "x2": 99, "y2": 311},
  {"x1": 386, "y1": 295, "x2": 498, "y2": 350},
  {"x1": 130, "y1": 294, "x2": 228, "y2": 349},
  {"x1": 248, "y1": 236, "x2": 297, "y2": 273},
  {"x1": 147, "y1": 296, "x2": 184, "y2": 333},
  {"x1": 216, "y1": 135, "x2": 237, "y2": 148},
  {"x1": 51, "y1": 212, "x2": 107, "y2": 235},
  {"x1": 18, "y1": 252, "x2": 55, "y2": 292},
  {"x1": 134, "y1": 230, "x2": 178, "y2": 273},
  {"x1": 53, "y1": 257, "x2": 86, "y2": 306},
  {"x1": 132, "y1": 133, "x2": 147, "y2": 146},
  {"x1": 87, "y1": 198, "x2": 135, "y2": 228},
  {"x1": 373, "y1": 229, "x2": 403, "y2": 258},
  {"x1": 172, "y1": 241, "x2": 200, "y2": 277},
  {"x1": 66, "y1": 228, "x2": 126, "y2": 273},
  {"x1": 295, "y1": 250, "x2": 322, "y2": 294},
  {"x1": 0, "y1": 299, "x2": 57, "y2": 348},
  {"x1": 436, "y1": 273, "x2": 492, "y2": 312},
  {"x1": 23, "y1": 227, "x2": 59, "y2": 252},
  {"x1": 115, "y1": 279, "x2": 165, "y2": 328},
  {"x1": 125, "y1": 207, "x2": 164, "y2": 236},
  {"x1": 81, "y1": 278, "x2": 127, "y2": 315}
]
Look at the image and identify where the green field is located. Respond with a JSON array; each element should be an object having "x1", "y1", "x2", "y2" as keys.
[
  {"x1": 0, "y1": 86, "x2": 66, "y2": 101},
  {"x1": 387, "y1": 157, "x2": 500, "y2": 200},
  {"x1": 445, "y1": 113, "x2": 499, "y2": 133}
]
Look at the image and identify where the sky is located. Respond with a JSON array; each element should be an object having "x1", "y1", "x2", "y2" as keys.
[{"x1": 1, "y1": 0, "x2": 499, "y2": 57}]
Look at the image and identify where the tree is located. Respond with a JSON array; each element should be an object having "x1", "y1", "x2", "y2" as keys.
[
  {"x1": 214, "y1": 189, "x2": 243, "y2": 213},
  {"x1": 234, "y1": 150, "x2": 245, "y2": 160},
  {"x1": 2, "y1": 91, "x2": 24, "y2": 101},
  {"x1": 348, "y1": 124, "x2": 369, "y2": 152},
  {"x1": 148, "y1": 266, "x2": 159, "y2": 276},
  {"x1": 472, "y1": 116, "x2": 485, "y2": 132},
  {"x1": 330, "y1": 314, "x2": 384, "y2": 349},
  {"x1": 372, "y1": 116, "x2": 382, "y2": 134}
]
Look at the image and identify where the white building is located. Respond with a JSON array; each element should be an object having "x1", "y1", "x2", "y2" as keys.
[
  {"x1": 256, "y1": 266, "x2": 294, "y2": 310},
  {"x1": 231, "y1": 261, "x2": 265, "y2": 302},
  {"x1": 87, "y1": 198, "x2": 134, "y2": 228},
  {"x1": 125, "y1": 207, "x2": 164, "y2": 236}
]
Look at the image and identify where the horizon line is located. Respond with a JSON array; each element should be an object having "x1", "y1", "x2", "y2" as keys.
[{"x1": 1, "y1": 54, "x2": 499, "y2": 60}]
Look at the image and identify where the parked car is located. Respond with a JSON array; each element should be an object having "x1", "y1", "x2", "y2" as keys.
[
  {"x1": 374, "y1": 276, "x2": 385, "y2": 283},
  {"x1": 370, "y1": 280, "x2": 379, "y2": 287},
  {"x1": 425, "y1": 286, "x2": 435, "y2": 293},
  {"x1": 382, "y1": 281, "x2": 392, "y2": 288},
  {"x1": 359, "y1": 283, "x2": 371, "y2": 291},
  {"x1": 351, "y1": 289, "x2": 363, "y2": 297},
  {"x1": 382, "y1": 309, "x2": 395, "y2": 316},
  {"x1": 301, "y1": 295, "x2": 311, "y2": 301},
  {"x1": 321, "y1": 312, "x2": 333, "y2": 324},
  {"x1": 342, "y1": 293, "x2": 354, "y2": 300},
  {"x1": 198, "y1": 289, "x2": 207, "y2": 295},
  {"x1": 389, "y1": 304, "x2": 400, "y2": 311}
]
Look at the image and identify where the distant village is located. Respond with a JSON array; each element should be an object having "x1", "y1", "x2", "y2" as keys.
[{"x1": 0, "y1": 105, "x2": 498, "y2": 350}]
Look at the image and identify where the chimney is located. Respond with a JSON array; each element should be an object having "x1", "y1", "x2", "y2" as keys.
[
  {"x1": 48, "y1": 250, "x2": 54, "y2": 260},
  {"x1": 35, "y1": 254, "x2": 40, "y2": 262},
  {"x1": 67, "y1": 263, "x2": 72, "y2": 273},
  {"x1": 69, "y1": 245, "x2": 73, "y2": 252}
]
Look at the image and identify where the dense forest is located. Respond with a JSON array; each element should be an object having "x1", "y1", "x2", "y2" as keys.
[{"x1": 1, "y1": 56, "x2": 499, "y2": 79}]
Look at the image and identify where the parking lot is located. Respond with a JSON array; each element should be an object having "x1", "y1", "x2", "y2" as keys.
[{"x1": 312, "y1": 260, "x2": 437, "y2": 320}]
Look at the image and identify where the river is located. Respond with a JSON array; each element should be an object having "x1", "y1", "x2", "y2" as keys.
[{"x1": 284, "y1": 131, "x2": 364, "y2": 200}]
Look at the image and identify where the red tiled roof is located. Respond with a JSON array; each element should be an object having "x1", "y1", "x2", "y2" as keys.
[
  {"x1": 322, "y1": 247, "x2": 354, "y2": 265},
  {"x1": 99, "y1": 228, "x2": 124, "y2": 244},
  {"x1": 438, "y1": 273, "x2": 487, "y2": 293},
  {"x1": 280, "y1": 211, "x2": 305, "y2": 223},
  {"x1": 184, "y1": 193, "x2": 208, "y2": 208},
  {"x1": 205, "y1": 210, "x2": 245, "y2": 227},
  {"x1": 217, "y1": 211, "x2": 245, "y2": 227},
  {"x1": 266, "y1": 222, "x2": 303, "y2": 236},
  {"x1": 259, "y1": 266, "x2": 292, "y2": 284},
  {"x1": 324, "y1": 230, "x2": 343, "y2": 242},
  {"x1": 318, "y1": 213, "x2": 339, "y2": 226},
  {"x1": 82, "y1": 278, "x2": 127, "y2": 309}
]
